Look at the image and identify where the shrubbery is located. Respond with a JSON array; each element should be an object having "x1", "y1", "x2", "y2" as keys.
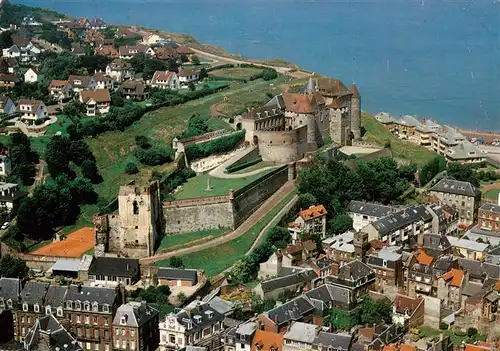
[
  {"x1": 7, "y1": 133, "x2": 38, "y2": 186},
  {"x1": 125, "y1": 162, "x2": 139, "y2": 175},
  {"x1": 185, "y1": 131, "x2": 245, "y2": 160},
  {"x1": 134, "y1": 147, "x2": 174, "y2": 166}
]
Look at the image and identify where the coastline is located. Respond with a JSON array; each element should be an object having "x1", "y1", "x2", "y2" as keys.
[{"x1": 10, "y1": 2, "x2": 500, "y2": 134}]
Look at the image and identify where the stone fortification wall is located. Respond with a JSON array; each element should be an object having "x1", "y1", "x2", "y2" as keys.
[
  {"x1": 344, "y1": 148, "x2": 393, "y2": 170},
  {"x1": 163, "y1": 195, "x2": 233, "y2": 234},
  {"x1": 257, "y1": 127, "x2": 308, "y2": 163},
  {"x1": 232, "y1": 165, "x2": 290, "y2": 228},
  {"x1": 225, "y1": 147, "x2": 260, "y2": 170}
]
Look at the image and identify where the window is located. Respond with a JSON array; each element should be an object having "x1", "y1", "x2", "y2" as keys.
[
  {"x1": 66, "y1": 301, "x2": 72, "y2": 309},
  {"x1": 23, "y1": 303, "x2": 28, "y2": 312},
  {"x1": 94, "y1": 329, "x2": 99, "y2": 338},
  {"x1": 57, "y1": 307, "x2": 63, "y2": 317},
  {"x1": 104, "y1": 318, "x2": 108, "y2": 326},
  {"x1": 169, "y1": 334, "x2": 176, "y2": 344},
  {"x1": 86, "y1": 343, "x2": 91, "y2": 350},
  {"x1": 84, "y1": 303, "x2": 90, "y2": 311},
  {"x1": 115, "y1": 328, "x2": 120, "y2": 336},
  {"x1": 34, "y1": 304, "x2": 39, "y2": 313},
  {"x1": 130, "y1": 330, "x2": 135, "y2": 337},
  {"x1": 105, "y1": 345, "x2": 110, "y2": 351},
  {"x1": 114, "y1": 340, "x2": 120, "y2": 349},
  {"x1": 103, "y1": 304, "x2": 109, "y2": 313},
  {"x1": 85, "y1": 316, "x2": 90, "y2": 324},
  {"x1": 45, "y1": 306, "x2": 51, "y2": 315},
  {"x1": 133, "y1": 201, "x2": 139, "y2": 215},
  {"x1": 75, "y1": 302, "x2": 81, "y2": 310},
  {"x1": 122, "y1": 329, "x2": 126, "y2": 336},
  {"x1": 7, "y1": 300, "x2": 12, "y2": 308},
  {"x1": 93, "y1": 303, "x2": 99, "y2": 312},
  {"x1": 131, "y1": 343, "x2": 135, "y2": 350}
]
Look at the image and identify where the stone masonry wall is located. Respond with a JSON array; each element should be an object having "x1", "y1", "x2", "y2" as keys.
[
  {"x1": 232, "y1": 166, "x2": 289, "y2": 228},
  {"x1": 163, "y1": 196, "x2": 233, "y2": 234}
]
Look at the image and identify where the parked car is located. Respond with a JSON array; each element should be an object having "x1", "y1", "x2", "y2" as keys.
[{"x1": 1, "y1": 222, "x2": 9, "y2": 230}]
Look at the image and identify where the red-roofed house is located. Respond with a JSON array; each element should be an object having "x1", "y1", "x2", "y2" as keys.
[
  {"x1": 48, "y1": 80, "x2": 73, "y2": 101},
  {"x1": 288, "y1": 205, "x2": 327, "y2": 243},
  {"x1": 79, "y1": 89, "x2": 111, "y2": 116},
  {"x1": 150, "y1": 71, "x2": 180, "y2": 90},
  {"x1": 251, "y1": 329, "x2": 284, "y2": 351},
  {"x1": 438, "y1": 268, "x2": 466, "y2": 309}
]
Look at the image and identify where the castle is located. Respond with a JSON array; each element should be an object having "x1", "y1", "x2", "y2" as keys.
[
  {"x1": 93, "y1": 181, "x2": 163, "y2": 258},
  {"x1": 242, "y1": 77, "x2": 361, "y2": 162}
]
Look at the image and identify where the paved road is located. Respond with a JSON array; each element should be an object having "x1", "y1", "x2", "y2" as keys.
[{"x1": 140, "y1": 180, "x2": 296, "y2": 264}]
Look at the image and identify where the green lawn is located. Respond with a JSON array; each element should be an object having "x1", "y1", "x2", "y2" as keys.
[
  {"x1": 209, "y1": 67, "x2": 263, "y2": 79},
  {"x1": 419, "y1": 326, "x2": 486, "y2": 346},
  {"x1": 362, "y1": 113, "x2": 438, "y2": 165},
  {"x1": 157, "y1": 228, "x2": 227, "y2": 253},
  {"x1": 232, "y1": 161, "x2": 276, "y2": 174},
  {"x1": 46, "y1": 115, "x2": 73, "y2": 136},
  {"x1": 485, "y1": 187, "x2": 500, "y2": 201},
  {"x1": 157, "y1": 188, "x2": 297, "y2": 277},
  {"x1": 174, "y1": 171, "x2": 273, "y2": 200}
]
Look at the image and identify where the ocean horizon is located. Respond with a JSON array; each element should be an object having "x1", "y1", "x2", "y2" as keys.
[{"x1": 15, "y1": 0, "x2": 500, "y2": 131}]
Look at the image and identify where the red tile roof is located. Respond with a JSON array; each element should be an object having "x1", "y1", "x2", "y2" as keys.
[
  {"x1": 441, "y1": 268, "x2": 464, "y2": 287},
  {"x1": 298, "y1": 205, "x2": 327, "y2": 221},
  {"x1": 251, "y1": 330, "x2": 284, "y2": 351},
  {"x1": 416, "y1": 249, "x2": 433, "y2": 265},
  {"x1": 394, "y1": 294, "x2": 423, "y2": 315},
  {"x1": 48, "y1": 80, "x2": 70, "y2": 91}
]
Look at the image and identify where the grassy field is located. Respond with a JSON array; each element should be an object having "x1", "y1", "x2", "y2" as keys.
[
  {"x1": 210, "y1": 67, "x2": 263, "y2": 79},
  {"x1": 419, "y1": 326, "x2": 486, "y2": 346},
  {"x1": 362, "y1": 113, "x2": 438, "y2": 165},
  {"x1": 157, "y1": 228, "x2": 227, "y2": 254},
  {"x1": 485, "y1": 187, "x2": 500, "y2": 201},
  {"x1": 174, "y1": 171, "x2": 273, "y2": 200},
  {"x1": 232, "y1": 161, "x2": 276, "y2": 174},
  {"x1": 157, "y1": 189, "x2": 297, "y2": 277}
]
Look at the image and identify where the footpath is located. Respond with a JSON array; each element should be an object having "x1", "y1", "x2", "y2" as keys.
[{"x1": 140, "y1": 180, "x2": 296, "y2": 265}]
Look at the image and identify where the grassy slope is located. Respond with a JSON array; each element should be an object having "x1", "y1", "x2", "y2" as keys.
[
  {"x1": 157, "y1": 228, "x2": 227, "y2": 254},
  {"x1": 209, "y1": 67, "x2": 263, "y2": 79},
  {"x1": 157, "y1": 189, "x2": 297, "y2": 277},
  {"x1": 362, "y1": 112, "x2": 438, "y2": 165}
]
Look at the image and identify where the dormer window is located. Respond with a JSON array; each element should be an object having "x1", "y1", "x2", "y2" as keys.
[
  {"x1": 84, "y1": 302, "x2": 90, "y2": 311},
  {"x1": 34, "y1": 304, "x2": 40, "y2": 313},
  {"x1": 23, "y1": 303, "x2": 28, "y2": 312},
  {"x1": 7, "y1": 300, "x2": 12, "y2": 308},
  {"x1": 75, "y1": 301, "x2": 81, "y2": 310},
  {"x1": 103, "y1": 304, "x2": 109, "y2": 313},
  {"x1": 66, "y1": 301, "x2": 72, "y2": 309},
  {"x1": 92, "y1": 302, "x2": 99, "y2": 312},
  {"x1": 120, "y1": 315, "x2": 127, "y2": 325}
]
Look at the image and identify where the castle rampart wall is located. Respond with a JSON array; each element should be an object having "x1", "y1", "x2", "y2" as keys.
[
  {"x1": 232, "y1": 165, "x2": 289, "y2": 228},
  {"x1": 163, "y1": 196, "x2": 234, "y2": 234}
]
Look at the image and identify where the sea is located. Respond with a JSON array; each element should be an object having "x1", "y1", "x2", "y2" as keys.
[{"x1": 15, "y1": 0, "x2": 500, "y2": 131}]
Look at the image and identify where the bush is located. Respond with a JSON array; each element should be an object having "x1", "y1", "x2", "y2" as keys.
[
  {"x1": 185, "y1": 131, "x2": 244, "y2": 160},
  {"x1": 34, "y1": 118, "x2": 45, "y2": 126},
  {"x1": 134, "y1": 147, "x2": 173, "y2": 166},
  {"x1": 454, "y1": 330, "x2": 467, "y2": 337},
  {"x1": 262, "y1": 68, "x2": 278, "y2": 81},
  {"x1": 125, "y1": 162, "x2": 139, "y2": 175},
  {"x1": 439, "y1": 322, "x2": 448, "y2": 330},
  {"x1": 467, "y1": 327, "x2": 478, "y2": 337},
  {"x1": 135, "y1": 135, "x2": 151, "y2": 149}
]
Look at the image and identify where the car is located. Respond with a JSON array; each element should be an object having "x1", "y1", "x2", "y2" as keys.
[{"x1": 1, "y1": 222, "x2": 9, "y2": 230}]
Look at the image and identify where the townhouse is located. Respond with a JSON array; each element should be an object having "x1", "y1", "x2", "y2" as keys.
[
  {"x1": 430, "y1": 178, "x2": 481, "y2": 226},
  {"x1": 288, "y1": 205, "x2": 327, "y2": 243},
  {"x1": 478, "y1": 203, "x2": 500, "y2": 231},
  {"x1": 87, "y1": 257, "x2": 140, "y2": 287},
  {"x1": 347, "y1": 200, "x2": 394, "y2": 231},
  {"x1": 366, "y1": 247, "x2": 404, "y2": 292}
]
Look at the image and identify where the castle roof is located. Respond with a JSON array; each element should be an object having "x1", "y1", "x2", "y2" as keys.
[
  {"x1": 316, "y1": 78, "x2": 351, "y2": 97},
  {"x1": 350, "y1": 83, "x2": 360, "y2": 97},
  {"x1": 282, "y1": 92, "x2": 314, "y2": 114}
]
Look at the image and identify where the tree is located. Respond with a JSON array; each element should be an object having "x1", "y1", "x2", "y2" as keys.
[
  {"x1": 80, "y1": 55, "x2": 112, "y2": 74},
  {"x1": 135, "y1": 135, "x2": 151, "y2": 149},
  {"x1": 297, "y1": 193, "x2": 317, "y2": 210},
  {"x1": 0, "y1": 30, "x2": 12, "y2": 49},
  {"x1": 266, "y1": 226, "x2": 291, "y2": 249},
  {"x1": 143, "y1": 58, "x2": 168, "y2": 80},
  {"x1": 419, "y1": 156, "x2": 445, "y2": 186},
  {"x1": 199, "y1": 68, "x2": 208, "y2": 81},
  {"x1": 0, "y1": 255, "x2": 29, "y2": 278},
  {"x1": 359, "y1": 297, "x2": 392, "y2": 325},
  {"x1": 81, "y1": 159, "x2": 100, "y2": 183},
  {"x1": 325, "y1": 308, "x2": 358, "y2": 331},
  {"x1": 180, "y1": 53, "x2": 189, "y2": 63},
  {"x1": 125, "y1": 162, "x2": 139, "y2": 175},
  {"x1": 39, "y1": 52, "x2": 82, "y2": 81},
  {"x1": 167, "y1": 256, "x2": 184, "y2": 268},
  {"x1": 8, "y1": 132, "x2": 38, "y2": 186},
  {"x1": 328, "y1": 214, "x2": 353, "y2": 235},
  {"x1": 447, "y1": 163, "x2": 480, "y2": 187},
  {"x1": 45, "y1": 136, "x2": 73, "y2": 177},
  {"x1": 262, "y1": 68, "x2": 278, "y2": 81},
  {"x1": 188, "y1": 82, "x2": 196, "y2": 91},
  {"x1": 191, "y1": 55, "x2": 201, "y2": 66}
]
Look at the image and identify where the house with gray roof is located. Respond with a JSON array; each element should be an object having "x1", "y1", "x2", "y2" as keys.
[
  {"x1": 113, "y1": 301, "x2": 159, "y2": 351},
  {"x1": 0, "y1": 277, "x2": 22, "y2": 311},
  {"x1": 159, "y1": 300, "x2": 225, "y2": 351},
  {"x1": 446, "y1": 141, "x2": 486, "y2": 164},
  {"x1": 283, "y1": 322, "x2": 318, "y2": 351},
  {"x1": 430, "y1": 178, "x2": 482, "y2": 226},
  {"x1": 157, "y1": 267, "x2": 198, "y2": 287},
  {"x1": 326, "y1": 260, "x2": 375, "y2": 299},
  {"x1": 88, "y1": 256, "x2": 140, "y2": 287},
  {"x1": 24, "y1": 314, "x2": 81, "y2": 351},
  {"x1": 266, "y1": 296, "x2": 315, "y2": 331},
  {"x1": 347, "y1": 201, "x2": 394, "y2": 231},
  {"x1": 361, "y1": 205, "x2": 434, "y2": 247},
  {"x1": 478, "y1": 202, "x2": 500, "y2": 232},
  {"x1": 366, "y1": 247, "x2": 403, "y2": 292},
  {"x1": 313, "y1": 331, "x2": 352, "y2": 351},
  {"x1": 254, "y1": 269, "x2": 317, "y2": 300},
  {"x1": 43, "y1": 285, "x2": 67, "y2": 317}
]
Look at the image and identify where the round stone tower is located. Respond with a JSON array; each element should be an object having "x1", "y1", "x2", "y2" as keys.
[{"x1": 350, "y1": 83, "x2": 361, "y2": 140}]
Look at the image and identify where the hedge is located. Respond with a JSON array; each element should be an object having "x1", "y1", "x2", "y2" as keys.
[
  {"x1": 225, "y1": 157, "x2": 262, "y2": 173},
  {"x1": 206, "y1": 64, "x2": 235, "y2": 72},
  {"x1": 208, "y1": 75, "x2": 247, "y2": 82},
  {"x1": 185, "y1": 131, "x2": 245, "y2": 160}
]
